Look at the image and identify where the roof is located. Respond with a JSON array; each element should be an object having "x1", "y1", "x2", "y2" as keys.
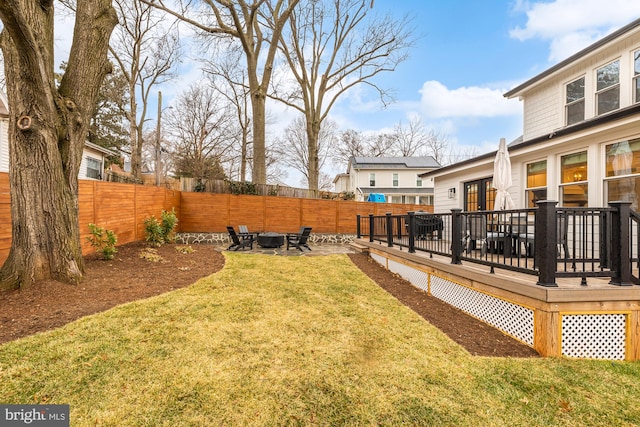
[
  {"x1": 504, "y1": 17, "x2": 640, "y2": 98},
  {"x1": 332, "y1": 173, "x2": 349, "y2": 184},
  {"x1": 84, "y1": 141, "x2": 119, "y2": 157},
  {"x1": 421, "y1": 101, "x2": 640, "y2": 178},
  {"x1": 350, "y1": 156, "x2": 440, "y2": 169}
]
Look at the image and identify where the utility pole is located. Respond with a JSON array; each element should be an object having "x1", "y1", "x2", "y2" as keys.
[{"x1": 155, "y1": 91, "x2": 162, "y2": 186}]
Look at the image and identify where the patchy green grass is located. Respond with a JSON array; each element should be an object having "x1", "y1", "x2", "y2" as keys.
[{"x1": 1, "y1": 253, "x2": 639, "y2": 426}]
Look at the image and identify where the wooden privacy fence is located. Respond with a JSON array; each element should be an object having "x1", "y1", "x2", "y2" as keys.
[
  {"x1": 178, "y1": 192, "x2": 430, "y2": 234},
  {"x1": 0, "y1": 172, "x2": 431, "y2": 264},
  {"x1": 0, "y1": 173, "x2": 180, "y2": 264}
]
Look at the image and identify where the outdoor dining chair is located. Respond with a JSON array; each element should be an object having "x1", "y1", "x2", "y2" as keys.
[{"x1": 227, "y1": 226, "x2": 254, "y2": 251}]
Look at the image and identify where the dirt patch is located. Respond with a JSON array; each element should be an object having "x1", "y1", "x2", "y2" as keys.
[
  {"x1": 0, "y1": 242, "x2": 224, "y2": 344},
  {"x1": 348, "y1": 253, "x2": 539, "y2": 358},
  {"x1": 0, "y1": 242, "x2": 538, "y2": 357}
]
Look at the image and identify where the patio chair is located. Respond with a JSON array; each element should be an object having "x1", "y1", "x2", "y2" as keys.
[
  {"x1": 238, "y1": 225, "x2": 257, "y2": 241},
  {"x1": 286, "y1": 226, "x2": 312, "y2": 251},
  {"x1": 227, "y1": 226, "x2": 254, "y2": 251},
  {"x1": 514, "y1": 211, "x2": 569, "y2": 259},
  {"x1": 465, "y1": 214, "x2": 488, "y2": 255},
  {"x1": 512, "y1": 213, "x2": 534, "y2": 257}
]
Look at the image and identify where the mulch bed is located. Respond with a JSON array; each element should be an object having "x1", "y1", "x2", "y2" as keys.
[{"x1": 0, "y1": 242, "x2": 538, "y2": 357}]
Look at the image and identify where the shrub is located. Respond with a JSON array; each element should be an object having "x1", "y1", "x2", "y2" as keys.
[
  {"x1": 161, "y1": 208, "x2": 178, "y2": 243},
  {"x1": 86, "y1": 223, "x2": 118, "y2": 260},
  {"x1": 144, "y1": 216, "x2": 164, "y2": 247}
]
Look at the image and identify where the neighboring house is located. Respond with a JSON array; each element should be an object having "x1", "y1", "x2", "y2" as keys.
[
  {"x1": 424, "y1": 17, "x2": 640, "y2": 213},
  {"x1": 332, "y1": 173, "x2": 350, "y2": 193},
  {"x1": 0, "y1": 92, "x2": 117, "y2": 180},
  {"x1": 345, "y1": 156, "x2": 441, "y2": 204}
]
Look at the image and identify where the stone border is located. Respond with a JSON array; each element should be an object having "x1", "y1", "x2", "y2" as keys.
[{"x1": 175, "y1": 232, "x2": 356, "y2": 246}]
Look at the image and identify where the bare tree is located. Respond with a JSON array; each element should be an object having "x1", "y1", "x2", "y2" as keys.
[
  {"x1": 274, "y1": 116, "x2": 337, "y2": 188},
  {"x1": 202, "y1": 48, "x2": 253, "y2": 182},
  {"x1": 271, "y1": 0, "x2": 412, "y2": 195},
  {"x1": 0, "y1": 1, "x2": 117, "y2": 289},
  {"x1": 331, "y1": 128, "x2": 397, "y2": 169},
  {"x1": 164, "y1": 84, "x2": 235, "y2": 181},
  {"x1": 145, "y1": 0, "x2": 301, "y2": 186},
  {"x1": 110, "y1": 0, "x2": 180, "y2": 180},
  {"x1": 392, "y1": 117, "x2": 428, "y2": 157}
]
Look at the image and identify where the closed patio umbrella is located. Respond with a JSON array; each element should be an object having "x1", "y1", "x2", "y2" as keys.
[{"x1": 493, "y1": 138, "x2": 515, "y2": 211}]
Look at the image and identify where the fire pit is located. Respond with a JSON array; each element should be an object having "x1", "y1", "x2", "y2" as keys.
[{"x1": 257, "y1": 232, "x2": 284, "y2": 248}]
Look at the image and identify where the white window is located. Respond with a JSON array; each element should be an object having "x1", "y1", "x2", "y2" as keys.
[
  {"x1": 392, "y1": 173, "x2": 398, "y2": 187},
  {"x1": 525, "y1": 160, "x2": 547, "y2": 208},
  {"x1": 634, "y1": 50, "x2": 640, "y2": 103},
  {"x1": 416, "y1": 175, "x2": 422, "y2": 187},
  {"x1": 369, "y1": 173, "x2": 375, "y2": 187},
  {"x1": 604, "y1": 139, "x2": 640, "y2": 211},
  {"x1": 596, "y1": 60, "x2": 620, "y2": 115},
  {"x1": 86, "y1": 157, "x2": 102, "y2": 180},
  {"x1": 566, "y1": 77, "x2": 585, "y2": 125},
  {"x1": 418, "y1": 195, "x2": 433, "y2": 205},
  {"x1": 560, "y1": 151, "x2": 588, "y2": 207}
]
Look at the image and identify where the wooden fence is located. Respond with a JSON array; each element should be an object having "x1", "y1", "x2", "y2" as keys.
[
  {"x1": 0, "y1": 173, "x2": 180, "y2": 264},
  {"x1": 179, "y1": 192, "x2": 429, "y2": 234},
  {"x1": 0, "y1": 172, "x2": 431, "y2": 264}
]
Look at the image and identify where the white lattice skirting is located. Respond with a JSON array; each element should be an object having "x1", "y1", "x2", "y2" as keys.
[{"x1": 369, "y1": 251, "x2": 629, "y2": 360}]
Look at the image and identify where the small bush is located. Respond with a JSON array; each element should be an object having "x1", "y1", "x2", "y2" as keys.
[
  {"x1": 144, "y1": 216, "x2": 164, "y2": 247},
  {"x1": 139, "y1": 248, "x2": 163, "y2": 262},
  {"x1": 161, "y1": 208, "x2": 178, "y2": 243},
  {"x1": 175, "y1": 245, "x2": 194, "y2": 254},
  {"x1": 86, "y1": 223, "x2": 118, "y2": 260}
]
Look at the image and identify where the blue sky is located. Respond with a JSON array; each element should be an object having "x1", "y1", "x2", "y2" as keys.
[
  {"x1": 53, "y1": 0, "x2": 640, "y2": 186},
  {"x1": 322, "y1": 0, "x2": 640, "y2": 163}
]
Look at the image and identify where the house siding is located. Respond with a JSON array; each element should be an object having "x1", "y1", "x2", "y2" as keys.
[
  {"x1": 347, "y1": 157, "x2": 439, "y2": 204},
  {"x1": 0, "y1": 120, "x2": 7, "y2": 172},
  {"x1": 522, "y1": 31, "x2": 640, "y2": 140}
]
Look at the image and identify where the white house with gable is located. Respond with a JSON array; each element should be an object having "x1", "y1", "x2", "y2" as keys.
[
  {"x1": 423, "y1": 17, "x2": 640, "y2": 214},
  {"x1": 344, "y1": 156, "x2": 440, "y2": 204}
]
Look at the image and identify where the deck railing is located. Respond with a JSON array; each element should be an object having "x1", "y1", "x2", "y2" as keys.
[{"x1": 357, "y1": 201, "x2": 638, "y2": 287}]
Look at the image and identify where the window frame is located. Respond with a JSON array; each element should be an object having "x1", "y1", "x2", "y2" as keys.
[
  {"x1": 565, "y1": 76, "x2": 585, "y2": 126},
  {"x1": 86, "y1": 156, "x2": 102, "y2": 180},
  {"x1": 633, "y1": 49, "x2": 640, "y2": 104},
  {"x1": 416, "y1": 175, "x2": 422, "y2": 187},
  {"x1": 595, "y1": 59, "x2": 620, "y2": 115},
  {"x1": 559, "y1": 151, "x2": 588, "y2": 207},
  {"x1": 369, "y1": 172, "x2": 376, "y2": 187},
  {"x1": 603, "y1": 138, "x2": 640, "y2": 210},
  {"x1": 525, "y1": 160, "x2": 547, "y2": 208},
  {"x1": 392, "y1": 172, "x2": 399, "y2": 187}
]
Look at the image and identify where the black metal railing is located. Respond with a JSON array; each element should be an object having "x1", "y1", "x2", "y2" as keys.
[
  {"x1": 357, "y1": 201, "x2": 637, "y2": 287},
  {"x1": 629, "y1": 210, "x2": 640, "y2": 285}
]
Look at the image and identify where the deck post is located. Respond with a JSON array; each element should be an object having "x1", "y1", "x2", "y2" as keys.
[
  {"x1": 368, "y1": 214, "x2": 374, "y2": 243},
  {"x1": 608, "y1": 201, "x2": 632, "y2": 286},
  {"x1": 536, "y1": 200, "x2": 558, "y2": 287},
  {"x1": 356, "y1": 215, "x2": 361, "y2": 239},
  {"x1": 407, "y1": 211, "x2": 416, "y2": 253},
  {"x1": 386, "y1": 212, "x2": 393, "y2": 247},
  {"x1": 451, "y1": 209, "x2": 463, "y2": 264}
]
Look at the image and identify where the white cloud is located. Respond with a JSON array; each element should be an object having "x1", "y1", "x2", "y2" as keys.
[
  {"x1": 419, "y1": 81, "x2": 521, "y2": 119},
  {"x1": 510, "y1": 0, "x2": 640, "y2": 62}
]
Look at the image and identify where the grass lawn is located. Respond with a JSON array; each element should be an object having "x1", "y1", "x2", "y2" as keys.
[{"x1": 1, "y1": 253, "x2": 639, "y2": 426}]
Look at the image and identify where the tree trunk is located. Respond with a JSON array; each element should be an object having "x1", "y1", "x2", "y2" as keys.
[
  {"x1": 251, "y1": 91, "x2": 266, "y2": 185},
  {"x1": 306, "y1": 118, "x2": 320, "y2": 197},
  {"x1": 0, "y1": 0, "x2": 117, "y2": 290},
  {"x1": 129, "y1": 85, "x2": 141, "y2": 179}
]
